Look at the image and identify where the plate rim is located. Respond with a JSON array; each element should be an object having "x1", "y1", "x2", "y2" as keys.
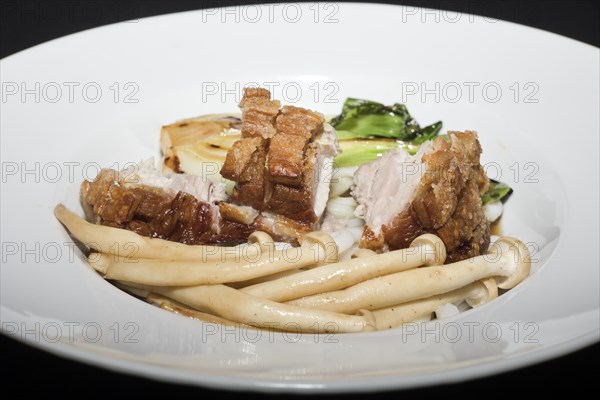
[
  {"x1": 4, "y1": 327, "x2": 597, "y2": 392},
  {"x1": 1, "y1": 2, "x2": 599, "y2": 393}
]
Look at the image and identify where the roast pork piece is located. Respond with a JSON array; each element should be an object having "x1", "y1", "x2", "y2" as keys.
[
  {"x1": 353, "y1": 131, "x2": 490, "y2": 262},
  {"x1": 221, "y1": 88, "x2": 339, "y2": 236},
  {"x1": 79, "y1": 160, "x2": 256, "y2": 245}
]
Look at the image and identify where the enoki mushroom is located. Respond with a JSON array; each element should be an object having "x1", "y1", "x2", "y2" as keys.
[{"x1": 54, "y1": 204, "x2": 531, "y2": 333}]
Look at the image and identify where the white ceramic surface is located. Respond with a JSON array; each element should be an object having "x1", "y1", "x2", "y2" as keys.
[{"x1": 1, "y1": 3, "x2": 598, "y2": 392}]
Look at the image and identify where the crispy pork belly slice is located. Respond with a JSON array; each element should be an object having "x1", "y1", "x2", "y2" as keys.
[
  {"x1": 267, "y1": 105, "x2": 325, "y2": 187},
  {"x1": 80, "y1": 162, "x2": 252, "y2": 245},
  {"x1": 353, "y1": 131, "x2": 490, "y2": 262},
  {"x1": 239, "y1": 87, "x2": 280, "y2": 139},
  {"x1": 220, "y1": 136, "x2": 268, "y2": 210},
  {"x1": 275, "y1": 105, "x2": 324, "y2": 140},
  {"x1": 263, "y1": 121, "x2": 338, "y2": 230},
  {"x1": 265, "y1": 105, "x2": 329, "y2": 226},
  {"x1": 221, "y1": 88, "x2": 280, "y2": 210},
  {"x1": 221, "y1": 88, "x2": 339, "y2": 234},
  {"x1": 435, "y1": 178, "x2": 490, "y2": 262},
  {"x1": 267, "y1": 134, "x2": 307, "y2": 186}
]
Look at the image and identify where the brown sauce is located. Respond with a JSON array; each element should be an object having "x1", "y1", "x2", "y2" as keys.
[{"x1": 490, "y1": 218, "x2": 503, "y2": 236}]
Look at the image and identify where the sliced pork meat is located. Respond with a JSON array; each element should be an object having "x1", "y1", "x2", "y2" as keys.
[
  {"x1": 353, "y1": 131, "x2": 490, "y2": 262},
  {"x1": 266, "y1": 106, "x2": 330, "y2": 225},
  {"x1": 221, "y1": 88, "x2": 339, "y2": 232},
  {"x1": 80, "y1": 161, "x2": 253, "y2": 245},
  {"x1": 220, "y1": 87, "x2": 280, "y2": 210}
]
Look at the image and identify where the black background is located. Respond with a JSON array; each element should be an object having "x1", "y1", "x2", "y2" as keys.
[{"x1": 1, "y1": 0, "x2": 598, "y2": 397}]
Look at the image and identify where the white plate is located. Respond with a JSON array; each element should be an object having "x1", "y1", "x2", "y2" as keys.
[{"x1": 1, "y1": 3, "x2": 598, "y2": 393}]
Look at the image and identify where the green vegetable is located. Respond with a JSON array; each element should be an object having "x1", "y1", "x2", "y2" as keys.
[
  {"x1": 331, "y1": 98, "x2": 442, "y2": 142},
  {"x1": 334, "y1": 139, "x2": 431, "y2": 167},
  {"x1": 411, "y1": 121, "x2": 442, "y2": 144},
  {"x1": 335, "y1": 139, "x2": 400, "y2": 168},
  {"x1": 482, "y1": 179, "x2": 513, "y2": 205},
  {"x1": 330, "y1": 98, "x2": 442, "y2": 168}
]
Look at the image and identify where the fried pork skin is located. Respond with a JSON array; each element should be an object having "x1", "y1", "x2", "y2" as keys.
[
  {"x1": 221, "y1": 88, "x2": 338, "y2": 232},
  {"x1": 354, "y1": 131, "x2": 490, "y2": 262},
  {"x1": 80, "y1": 167, "x2": 253, "y2": 245}
]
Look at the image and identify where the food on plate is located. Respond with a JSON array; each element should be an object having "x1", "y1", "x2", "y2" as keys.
[
  {"x1": 161, "y1": 114, "x2": 242, "y2": 181},
  {"x1": 240, "y1": 234, "x2": 446, "y2": 302},
  {"x1": 287, "y1": 237, "x2": 530, "y2": 313},
  {"x1": 368, "y1": 278, "x2": 498, "y2": 330},
  {"x1": 55, "y1": 86, "x2": 529, "y2": 333},
  {"x1": 326, "y1": 98, "x2": 512, "y2": 225},
  {"x1": 81, "y1": 88, "x2": 338, "y2": 244},
  {"x1": 330, "y1": 97, "x2": 442, "y2": 166},
  {"x1": 220, "y1": 88, "x2": 338, "y2": 232},
  {"x1": 79, "y1": 160, "x2": 255, "y2": 245},
  {"x1": 353, "y1": 131, "x2": 490, "y2": 262},
  {"x1": 55, "y1": 204, "x2": 530, "y2": 332},
  {"x1": 86, "y1": 230, "x2": 337, "y2": 287},
  {"x1": 158, "y1": 96, "x2": 512, "y2": 224},
  {"x1": 54, "y1": 203, "x2": 259, "y2": 261}
]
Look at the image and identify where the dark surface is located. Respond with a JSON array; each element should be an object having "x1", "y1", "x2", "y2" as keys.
[
  {"x1": 1, "y1": 0, "x2": 598, "y2": 396},
  {"x1": 1, "y1": 0, "x2": 599, "y2": 58}
]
